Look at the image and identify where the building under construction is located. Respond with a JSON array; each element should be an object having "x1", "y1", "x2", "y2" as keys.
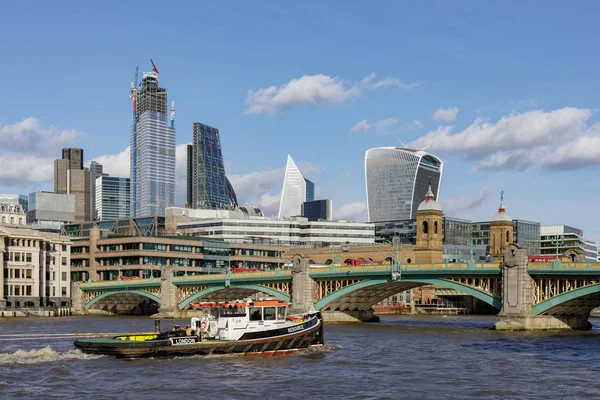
[{"x1": 129, "y1": 60, "x2": 176, "y2": 217}]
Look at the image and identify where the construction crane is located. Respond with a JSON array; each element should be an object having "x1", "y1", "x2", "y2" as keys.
[{"x1": 150, "y1": 58, "x2": 159, "y2": 76}]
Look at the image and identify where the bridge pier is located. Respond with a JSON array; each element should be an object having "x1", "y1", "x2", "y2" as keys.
[
  {"x1": 71, "y1": 282, "x2": 87, "y2": 315},
  {"x1": 153, "y1": 266, "x2": 184, "y2": 319},
  {"x1": 289, "y1": 254, "x2": 315, "y2": 315},
  {"x1": 494, "y1": 244, "x2": 591, "y2": 331},
  {"x1": 320, "y1": 310, "x2": 380, "y2": 323}
]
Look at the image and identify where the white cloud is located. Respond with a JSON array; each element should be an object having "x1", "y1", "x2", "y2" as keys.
[
  {"x1": 335, "y1": 201, "x2": 368, "y2": 221},
  {"x1": 0, "y1": 117, "x2": 84, "y2": 186},
  {"x1": 92, "y1": 147, "x2": 131, "y2": 177},
  {"x1": 374, "y1": 118, "x2": 398, "y2": 134},
  {"x1": 440, "y1": 187, "x2": 496, "y2": 217},
  {"x1": 432, "y1": 107, "x2": 459, "y2": 122},
  {"x1": 350, "y1": 119, "x2": 370, "y2": 134},
  {"x1": 409, "y1": 107, "x2": 599, "y2": 171},
  {"x1": 245, "y1": 72, "x2": 418, "y2": 115}
]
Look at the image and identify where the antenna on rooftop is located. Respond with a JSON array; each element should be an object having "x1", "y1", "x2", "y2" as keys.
[{"x1": 397, "y1": 139, "x2": 407, "y2": 148}]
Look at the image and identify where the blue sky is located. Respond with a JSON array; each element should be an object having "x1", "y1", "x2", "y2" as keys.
[{"x1": 1, "y1": 1, "x2": 600, "y2": 239}]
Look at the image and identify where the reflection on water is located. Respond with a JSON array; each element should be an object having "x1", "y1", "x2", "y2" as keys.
[{"x1": 1, "y1": 315, "x2": 600, "y2": 399}]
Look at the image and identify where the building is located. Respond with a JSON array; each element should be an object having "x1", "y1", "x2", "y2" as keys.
[
  {"x1": 365, "y1": 147, "x2": 443, "y2": 222},
  {"x1": 540, "y1": 225, "x2": 598, "y2": 262},
  {"x1": 0, "y1": 203, "x2": 26, "y2": 226},
  {"x1": 167, "y1": 207, "x2": 374, "y2": 247},
  {"x1": 95, "y1": 176, "x2": 131, "y2": 220},
  {"x1": 69, "y1": 227, "x2": 287, "y2": 282},
  {"x1": 63, "y1": 216, "x2": 165, "y2": 238},
  {"x1": 187, "y1": 122, "x2": 237, "y2": 210},
  {"x1": 54, "y1": 148, "x2": 91, "y2": 222},
  {"x1": 130, "y1": 65, "x2": 176, "y2": 217},
  {"x1": 375, "y1": 216, "x2": 472, "y2": 245},
  {"x1": 90, "y1": 161, "x2": 107, "y2": 220},
  {"x1": 278, "y1": 155, "x2": 314, "y2": 219},
  {"x1": 302, "y1": 199, "x2": 332, "y2": 221},
  {"x1": 0, "y1": 194, "x2": 29, "y2": 213},
  {"x1": 27, "y1": 192, "x2": 75, "y2": 232},
  {"x1": 0, "y1": 225, "x2": 71, "y2": 310}
]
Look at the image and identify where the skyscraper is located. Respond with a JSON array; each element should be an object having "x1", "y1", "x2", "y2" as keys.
[
  {"x1": 130, "y1": 63, "x2": 176, "y2": 217},
  {"x1": 90, "y1": 161, "x2": 107, "y2": 220},
  {"x1": 365, "y1": 147, "x2": 443, "y2": 222},
  {"x1": 278, "y1": 155, "x2": 314, "y2": 219},
  {"x1": 54, "y1": 148, "x2": 91, "y2": 222},
  {"x1": 95, "y1": 176, "x2": 131, "y2": 220},
  {"x1": 187, "y1": 122, "x2": 237, "y2": 210}
]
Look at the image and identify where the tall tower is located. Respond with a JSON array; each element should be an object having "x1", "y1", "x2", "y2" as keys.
[
  {"x1": 90, "y1": 161, "x2": 107, "y2": 220},
  {"x1": 54, "y1": 148, "x2": 91, "y2": 222},
  {"x1": 188, "y1": 122, "x2": 237, "y2": 210},
  {"x1": 278, "y1": 155, "x2": 313, "y2": 219},
  {"x1": 365, "y1": 147, "x2": 443, "y2": 222},
  {"x1": 415, "y1": 181, "x2": 443, "y2": 263},
  {"x1": 130, "y1": 60, "x2": 176, "y2": 217},
  {"x1": 490, "y1": 192, "x2": 513, "y2": 260}
]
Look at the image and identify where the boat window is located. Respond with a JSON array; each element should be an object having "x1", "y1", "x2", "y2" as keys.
[
  {"x1": 277, "y1": 306, "x2": 287, "y2": 320},
  {"x1": 263, "y1": 307, "x2": 276, "y2": 321},
  {"x1": 249, "y1": 307, "x2": 262, "y2": 321}
]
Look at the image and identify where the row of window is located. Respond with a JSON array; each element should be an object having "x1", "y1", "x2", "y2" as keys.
[
  {"x1": 5, "y1": 284, "x2": 33, "y2": 296},
  {"x1": 4, "y1": 268, "x2": 33, "y2": 279}
]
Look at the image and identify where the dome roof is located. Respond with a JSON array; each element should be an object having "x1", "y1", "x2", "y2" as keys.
[
  {"x1": 492, "y1": 194, "x2": 512, "y2": 222},
  {"x1": 417, "y1": 184, "x2": 442, "y2": 212}
]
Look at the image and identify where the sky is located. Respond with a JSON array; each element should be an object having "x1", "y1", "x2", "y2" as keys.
[{"x1": 1, "y1": 1, "x2": 600, "y2": 239}]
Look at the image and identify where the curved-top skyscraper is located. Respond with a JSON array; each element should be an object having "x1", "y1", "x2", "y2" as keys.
[{"x1": 365, "y1": 147, "x2": 443, "y2": 222}]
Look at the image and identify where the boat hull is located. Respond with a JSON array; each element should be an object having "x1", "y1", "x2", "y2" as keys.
[{"x1": 74, "y1": 314, "x2": 324, "y2": 359}]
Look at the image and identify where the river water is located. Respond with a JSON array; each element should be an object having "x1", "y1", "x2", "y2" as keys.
[{"x1": 1, "y1": 315, "x2": 600, "y2": 399}]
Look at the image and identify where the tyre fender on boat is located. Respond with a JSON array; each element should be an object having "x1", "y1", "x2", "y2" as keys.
[{"x1": 201, "y1": 321, "x2": 208, "y2": 331}]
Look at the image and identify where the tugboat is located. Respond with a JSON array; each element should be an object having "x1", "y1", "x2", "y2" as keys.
[{"x1": 74, "y1": 300, "x2": 324, "y2": 358}]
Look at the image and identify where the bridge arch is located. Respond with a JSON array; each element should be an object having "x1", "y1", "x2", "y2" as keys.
[
  {"x1": 532, "y1": 283, "x2": 600, "y2": 315},
  {"x1": 85, "y1": 289, "x2": 161, "y2": 309},
  {"x1": 314, "y1": 278, "x2": 501, "y2": 311},
  {"x1": 178, "y1": 284, "x2": 291, "y2": 310}
]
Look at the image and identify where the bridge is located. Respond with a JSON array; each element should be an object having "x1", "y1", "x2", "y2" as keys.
[{"x1": 71, "y1": 244, "x2": 600, "y2": 330}]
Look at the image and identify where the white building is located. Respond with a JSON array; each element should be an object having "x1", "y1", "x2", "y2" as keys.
[
  {"x1": 540, "y1": 225, "x2": 598, "y2": 262},
  {"x1": 0, "y1": 203, "x2": 26, "y2": 226},
  {"x1": 27, "y1": 191, "x2": 75, "y2": 232},
  {"x1": 278, "y1": 155, "x2": 314, "y2": 219},
  {"x1": 96, "y1": 176, "x2": 131, "y2": 220},
  {"x1": 167, "y1": 207, "x2": 374, "y2": 246},
  {"x1": 0, "y1": 225, "x2": 71, "y2": 310}
]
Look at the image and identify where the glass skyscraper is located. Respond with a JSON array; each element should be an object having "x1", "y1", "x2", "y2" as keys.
[
  {"x1": 187, "y1": 122, "x2": 237, "y2": 210},
  {"x1": 365, "y1": 147, "x2": 443, "y2": 222},
  {"x1": 278, "y1": 155, "x2": 314, "y2": 219},
  {"x1": 95, "y1": 176, "x2": 131, "y2": 220},
  {"x1": 130, "y1": 71, "x2": 175, "y2": 217}
]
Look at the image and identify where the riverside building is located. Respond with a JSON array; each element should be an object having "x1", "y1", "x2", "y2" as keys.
[
  {"x1": 0, "y1": 225, "x2": 71, "y2": 310},
  {"x1": 540, "y1": 225, "x2": 598, "y2": 262},
  {"x1": 54, "y1": 148, "x2": 91, "y2": 222},
  {"x1": 95, "y1": 176, "x2": 131, "y2": 220},
  {"x1": 130, "y1": 63, "x2": 176, "y2": 217},
  {"x1": 365, "y1": 147, "x2": 443, "y2": 222},
  {"x1": 68, "y1": 227, "x2": 287, "y2": 282},
  {"x1": 27, "y1": 192, "x2": 76, "y2": 232},
  {"x1": 0, "y1": 203, "x2": 26, "y2": 226},
  {"x1": 0, "y1": 194, "x2": 28, "y2": 213}
]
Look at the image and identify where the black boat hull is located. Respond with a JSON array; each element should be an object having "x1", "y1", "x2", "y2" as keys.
[{"x1": 75, "y1": 314, "x2": 324, "y2": 358}]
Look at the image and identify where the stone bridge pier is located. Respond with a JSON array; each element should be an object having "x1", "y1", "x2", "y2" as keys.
[{"x1": 494, "y1": 244, "x2": 591, "y2": 331}]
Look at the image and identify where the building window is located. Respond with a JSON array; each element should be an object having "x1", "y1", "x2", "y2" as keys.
[
  {"x1": 26, "y1": 286, "x2": 32, "y2": 296},
  {"x1": 62, "y1": 272, "x2": 67, "y2": 281},
  {"x1": 15, "y1": 253, "x2": 20, "y2": 262},
  {"x1": 143, "y1": 243, "x2": 167, "y2": 251},
  {"x1": 62, "y1": 257, "x2": 67, "y2": 266},
  {"x1": 422, "y1": 221, "x2": 429, "y2": 235},
  {"x1": 26, "y1": 253, "x2": 32, "y2": 262},
  {"x1": 14, "y1": 269, "x2": 20, "y2": 279},
  {"x1": 26, "y1": 269, "x2": 32, "y2": 279},
  {"x1": 171, "y1": 245, "x2": 192, "y2": 252},
  {"x1": 61, "y1": 287, "x2": 67, "y2": 296}
]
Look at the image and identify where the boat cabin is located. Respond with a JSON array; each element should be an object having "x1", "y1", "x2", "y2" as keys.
[{"x1": 191, "y1": 299, "x2": 295, "y2": 341}]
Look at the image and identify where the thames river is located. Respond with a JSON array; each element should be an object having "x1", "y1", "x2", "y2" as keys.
[{"x1": 1, "y1": 315, "x2": 600, "y2": 399}]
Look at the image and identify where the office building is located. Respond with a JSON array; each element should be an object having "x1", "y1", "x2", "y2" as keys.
[
  {"x1": 130, "y1": 65, "x2": 176, "y2": 217},
  {"x1": 168, "y1": 207, "x2": 374, "y2": 247},
  {"x1": 278, "y1": 155, "x2": 314, "y2": 219},
  {"x1": 27, "y1": 192, "x2": 75, "y2": 232},
  {"x1": 302, "y1": 199, "x2": 332, "y2": 221},
  {"x1": 69, "y1": 227, "x2": 287, "y2": 282},
  {"x1": 540, "y1": 225, "x2": 598, "y2": 262},
  {"x1": 90, "y1": 161, "x2": 107, "y2": 220},
  {"x1": 472, "y1": 219, "x2": 541, "y2": 256},
  {"x1": 95, "y1": 176, "x2": 131, "y2": 220},
  {"x1": 375, "y1": 217, "x2": 471, "y2": 246},
  {"x1": 365, "y1": 147, "x2": 443, "y2": 222},
  {"x1": 0, "y1": 225, "x2": 71, "y2": 310},
  {"x1": 187, "y1": 122, "x2": 237, "y2": 210},
  {"x1": 54, "y1": 148, "x2": 91, "y2": 222},
  {"x1": 0, "y1": 194, "x2": 28, "y2": 213}
]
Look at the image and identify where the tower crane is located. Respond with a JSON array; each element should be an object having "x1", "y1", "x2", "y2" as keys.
[{"x1": 150, "y1": 58, "x2": 159, "y2": 76}]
